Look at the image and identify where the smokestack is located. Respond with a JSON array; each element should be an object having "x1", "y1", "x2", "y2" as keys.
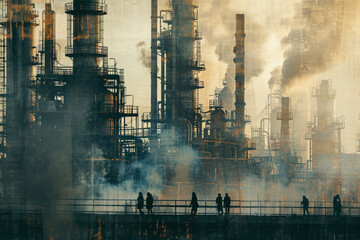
[
  {"x1": 151, "y1": 0, "x2": 158, "y2": 135},
  {"x1": 234, "y1": 14, "x2": 245, "y2": 137},
  {"x1": 277, "y1": 97, "x2": 293, "y2": 180},
  {"x1": 44, "y1": 0, "x2": 55, "y2": 75}
]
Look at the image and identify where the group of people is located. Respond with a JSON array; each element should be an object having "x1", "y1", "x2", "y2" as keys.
[
  {"x1": 301, "y1": 194, "x2": 342, "y2": 216},
  {"x1": 190, "y1": 192, "x2": 232, "y2": 216},
  {"x1": 137, "y1": 192, "x2": 154, "y2": 215},
  {"x1": 138, "y1": 192, "x2": 343, "y2": 216},
  {"x1": 137, "y1": 192, "x2": 232, "y2": 216}
]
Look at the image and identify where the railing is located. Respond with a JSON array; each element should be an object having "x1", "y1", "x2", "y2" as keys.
[
  {"x1": 188, "y1": 60, "x2": 205, "y2": 70},
  {"x1": 65, "y1": 46, "x2": 108, "y2": 56},
  {"x1": 122, "y1": 105, "x2": 138, "y2": 116},
  {"x1": 65, "y1": 2, "x2": 108, "y2": 14},
  {"x1": 190, "y1": 79, "x2": 204, "y2": 89},
  {"x1": 36, "y1": 66, "x2": 122, "y2": 77},
  {"x1": 1, "y1": 199, "x2": 360, "y2": 216}
]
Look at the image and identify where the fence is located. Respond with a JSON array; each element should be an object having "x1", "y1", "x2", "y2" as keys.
[{"x1": 1, "y1": 198, "x2": 360, "y2": 216}]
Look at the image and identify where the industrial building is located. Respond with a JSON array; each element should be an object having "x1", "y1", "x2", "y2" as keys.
[{"x1": 0, "y1": 0, "x2": 359, "y2": 239}]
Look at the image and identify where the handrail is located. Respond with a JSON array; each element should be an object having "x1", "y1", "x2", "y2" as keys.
[
  {"x1": 65, "y1": 2, "x2": 108, "y2": 14},
  {"x1": 1, "y1": 198, "x2": 360, "y2": 216}
]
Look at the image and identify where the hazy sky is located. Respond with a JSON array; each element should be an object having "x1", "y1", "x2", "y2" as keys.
[{"x1": 34, "y1": 0, "x2": 360, "y2": 153}]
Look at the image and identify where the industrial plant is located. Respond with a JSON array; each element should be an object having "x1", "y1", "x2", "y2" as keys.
[{"x1": 0, "y1": 0, "x2": 360, "y2": 239}]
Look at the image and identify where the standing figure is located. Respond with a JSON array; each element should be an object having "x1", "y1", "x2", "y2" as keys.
[
  {"x1": 224, "y1": 193, "x2": 231, "y2": 215},
  {"x1": 137, "y1": 192, "x2": 144, "y2": 215},
  {"x1": 336, "y1": 195, "x2": 342, "y2": 216},
  {"x1": 146, "y1": 192, "x2": 154, "y2": 215},
  {"x1": 301, "y1": 196, "x2": 309, "y2": 216},
  {"x1": 190, "y1": 192, "x2": 199, "y2": 215},
  {"x1": 216, "y1": 193, "x2": 223, "y2": 215}
]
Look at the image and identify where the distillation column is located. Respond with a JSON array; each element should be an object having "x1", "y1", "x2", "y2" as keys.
[
  {"x1": 312, "y1": 80, "x2": 342, "y2": 200},
  {"x1": 5, "y1": 0, "x2": 37, "y2": 197},
  {"x1": 166, "y1": 0, "x2": 204, "y2": 129},
  {"x1": 65, "y1": 0, "x2": 109, "y2": 188}
]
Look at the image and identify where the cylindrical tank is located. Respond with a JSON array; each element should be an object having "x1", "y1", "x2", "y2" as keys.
[
  {"x1": 70, "y1": 0, "x2": 106, "y2": 75},
  {"x1": 210, "y1": 108, "x2": 226, "y2": 140}
]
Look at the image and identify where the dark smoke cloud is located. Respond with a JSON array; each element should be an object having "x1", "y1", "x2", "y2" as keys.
[
  {"x1": 268, "y1": 66, "x2": 282, "y2": 91},
  {"x1": 136, "y1": 41, "x2": 152, "y2": 71},
  {"x1": 198, "y1": 0, "x2": 268, "y2": 111},
  {"x1": 281, "y1": 0, "x2": 344, "y2": 91}
]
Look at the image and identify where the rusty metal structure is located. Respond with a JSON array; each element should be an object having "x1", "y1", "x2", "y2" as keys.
[
  {"x1": 148, "y1": 0, "x2": 205, "y2": 141},
  {"x1": 308, "y1": 80, "x2": 344, "y2": 200},
  {"x1": 0, "y1": 0, "x2": 140, "y2": 198},
  {"x1": 277, "y1": 97, "x2": 293, "y2": 181},
  {"x1": 234, "y1": 14, "x2": 246, "y2": 140},
  {"x1": 0, "y1": 0, "x2": 39, "y2": 197},
  {"x1": 0, "y1": 1, "x2": 357, "y2": 239},
  {"x1": 147, "y1": 5, "x2": 259, "y2": 199}
]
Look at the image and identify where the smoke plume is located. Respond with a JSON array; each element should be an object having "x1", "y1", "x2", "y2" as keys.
[
  {"x1": 98, "y1": 129, "x2": 200, "y2": 199},
  {"x1": 198, "y1": 0, "x2": 269, "y2": 111},
  {"x1": 136, "y1": 41, "x2": 152, "y2": 71},
  {"x1": 268, "y1": 66, "x2": 282, "y2": 91},
  {"x1": 280, "y1": 0, "x2": 344, "y2": 91}
]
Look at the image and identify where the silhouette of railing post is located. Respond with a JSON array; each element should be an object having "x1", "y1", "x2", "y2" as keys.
[
  {"x1": 279, "y1": 202, "x2": 281, "y2": 215},
  {"x1": 259, "y1": 201, "x2": 262, "y2": 215},
  {"x1": 204, "y1": 201, "x2": 207, "y2": 215},
  {"x1": 175, "y1": 200, "x2": 177, "y2": 215}
]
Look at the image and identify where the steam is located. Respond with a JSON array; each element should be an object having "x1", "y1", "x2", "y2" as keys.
[
  {"x1": 280, "y1": 0, "x2": 344, "y2": 91},
  {"x1": 98, "y1": 129, "x2": 200, "y2": 199},
  {"x1": 136, "y1": 41, "x2": 152, "y2": 71},
  {"x1": 268, "y1": 66, "x2": 282, "y2": 91}
]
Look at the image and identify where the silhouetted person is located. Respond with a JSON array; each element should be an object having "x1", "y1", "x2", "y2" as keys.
[
  {"x1": 137, "y1": 192, "x2": 144, "y2": 215},
  {"x1": 216, "y1": 193, "x2": 223, "y2": 215},
  {"x1": 224, "y1": 193, "x2": 231, "y2": 215},
  {"x1": 190, "y1": 192, "x2": 199, "y2": 215},
  {"x1": 146, "y1": 192, "x2": 154, "y2": 215},
  {"x1": 333, "y1": 195, "x2": 341, "y2": 216},
  {"x1": 336, "y1": 195, "x2": 342, "y2": 216},
  {"x1": 301, "y1": 195, "x2": 309, "y2": 215}
]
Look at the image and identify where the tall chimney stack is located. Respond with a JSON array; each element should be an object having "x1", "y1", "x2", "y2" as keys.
[
  {"x1": 44, "y1": 0, "x2": 55, "y2": 75},
  {"x1": 234, "y1": 14, "x2": 246, "y2": 137},
  {"x1": 151, "y1": 0, "x2": 158, "y2": 135},
  {"x1": 277, "y1": 97, "x2": 293, "y2": 180}
]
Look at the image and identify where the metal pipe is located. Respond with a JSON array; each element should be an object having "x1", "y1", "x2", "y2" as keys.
[{"x1": 151, "y1": 0, "x2": 158, "y2": 135}]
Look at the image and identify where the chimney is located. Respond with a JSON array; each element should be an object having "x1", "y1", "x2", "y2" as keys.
[{"x1": 234, "y1": 14, "x2": 245, "y2": 136}]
